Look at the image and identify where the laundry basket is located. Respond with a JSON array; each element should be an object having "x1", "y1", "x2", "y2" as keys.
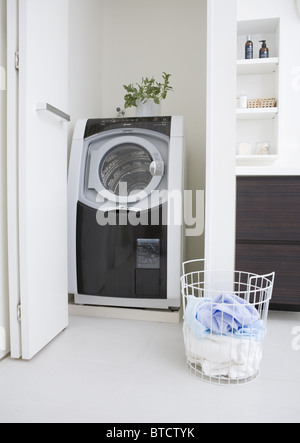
[{"x1": 181, "y1": 260, "x2": 275, "y2": 385}]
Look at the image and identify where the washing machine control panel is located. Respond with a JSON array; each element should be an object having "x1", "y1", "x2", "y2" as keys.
[{"x1": 84, "y1": 117, "x2": 172, "y2": 139}]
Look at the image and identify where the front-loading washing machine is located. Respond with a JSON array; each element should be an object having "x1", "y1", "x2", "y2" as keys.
[{"x1": 68, "y1": 116, "x2": 184, "y2": 310}]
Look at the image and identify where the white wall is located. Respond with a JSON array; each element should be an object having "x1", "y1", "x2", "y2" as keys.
[
  {"x1": 237, "y1": 0, "x2": 300, "y2": 168},
  {"x1": 101, "y1": 0, "x2": 207, "y2": 261},
  {"x1": 68, "y1": 0, "x2": 103, "y2": 153},
  {"x1": 0, "y1": 0, "x2": 9, "y2": 359}
]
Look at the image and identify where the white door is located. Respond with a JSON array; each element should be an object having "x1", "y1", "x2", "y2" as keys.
[
  {"x1": 0, "y1": 0, "x2": 9, "y2": 360},
  {"x1": 7, "y1": 0, "x2": 69, "y2": 360}
]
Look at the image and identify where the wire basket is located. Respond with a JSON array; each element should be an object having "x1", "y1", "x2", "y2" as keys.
[{"x1": 181, "y1": 260, "x2": 275, "y2": 386}]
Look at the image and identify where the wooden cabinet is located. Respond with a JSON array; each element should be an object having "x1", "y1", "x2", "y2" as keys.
[{"x1": 236, "y1": 176, "x2": 300, "y2": 311}]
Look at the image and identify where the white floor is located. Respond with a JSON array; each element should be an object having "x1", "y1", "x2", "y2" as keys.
[{"x1": 0, "y1": 310, "x2": 300, "y2": 423}]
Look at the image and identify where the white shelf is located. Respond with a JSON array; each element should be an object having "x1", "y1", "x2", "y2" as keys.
[
  {"x1": 236, "y1": 166, "x2": 300, "y2": 177},
  {"x1": 237, "y1": 107, "x2": 278, "y2": 120},
  {"x1": 236, "y1": 155, "x2": 279, "y2": 166},
  {"x1": 237, "y1": 57, "x2": 279, "y2": 75}
]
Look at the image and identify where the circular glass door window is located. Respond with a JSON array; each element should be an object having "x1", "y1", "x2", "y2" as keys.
[
  {"x1": 87, "y1": 134, "x2": 165, "y2": 205},
  {"x1": 100, "y1": 143, "x2": 152, "y2": 196}
]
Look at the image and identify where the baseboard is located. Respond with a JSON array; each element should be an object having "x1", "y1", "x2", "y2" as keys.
[{"x1": 68, "y1": 296, "x2": 183, "y2": 324}]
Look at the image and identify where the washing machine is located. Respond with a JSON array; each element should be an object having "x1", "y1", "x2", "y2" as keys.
[{"x1": 68, "y1": 116, "x2": 184, "y2": 310}]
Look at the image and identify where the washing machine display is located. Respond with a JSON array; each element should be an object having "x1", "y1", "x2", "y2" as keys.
[
  {"x1": 68, "y1": 117, "x2": 184, "y2": 310},
  {"x1": 137, "y1": 239, "x2": 161, "y2": 269}
]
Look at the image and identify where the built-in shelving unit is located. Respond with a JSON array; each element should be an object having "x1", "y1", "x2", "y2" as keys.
[{"x1": 236, "y1": 18, "x2": 280, "y2": 168}]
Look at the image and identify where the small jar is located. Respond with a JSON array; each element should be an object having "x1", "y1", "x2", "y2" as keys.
[
  {"x1": 237, "y1": 96, "x2": 248, "y2": 109},
  {"x1": 237, "y1": 141, "x2": 252, "y2": 156},
  {"x1": 256, "y1": 142, "x2": 270, "y2": 156}
]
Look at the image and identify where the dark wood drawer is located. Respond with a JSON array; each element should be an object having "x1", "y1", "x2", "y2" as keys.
[
  {"x1": 236, "y1": 176, "x2": 300, "y2": 243},
  {"x1": 236, "y1": 243, "x2": 300, "y2": 311}
]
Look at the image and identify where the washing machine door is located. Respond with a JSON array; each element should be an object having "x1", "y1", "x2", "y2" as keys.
[{"x1": 88, "y1": 135, "x2": 165, "y2": 205}]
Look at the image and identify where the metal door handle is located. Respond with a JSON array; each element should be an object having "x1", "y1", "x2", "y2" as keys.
[{"x1": 36, "y1": 102, "x2": 70, "y2": 122}]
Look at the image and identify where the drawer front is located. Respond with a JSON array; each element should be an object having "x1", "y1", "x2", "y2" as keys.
[
  {"x1": 236, "y1": 243, "x2": 300, "y2": 310},
  {"x1": 236, "y1": 177, "x2": 300, "y2": 243}
]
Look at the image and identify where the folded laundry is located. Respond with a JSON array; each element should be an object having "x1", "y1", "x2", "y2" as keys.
[
  {"x1": 183, "y1": 323, "x2": 263, "y2": 380},
  {"x1": 184, "y1": 294, "x2": 264, "y2": 341}
]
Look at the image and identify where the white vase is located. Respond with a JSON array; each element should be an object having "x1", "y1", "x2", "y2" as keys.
[{"x1": 136, "y1": 99, "x2": 161, "y2": 117}]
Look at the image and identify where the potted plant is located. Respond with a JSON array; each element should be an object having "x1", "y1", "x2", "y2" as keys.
[{"x1": 123, "y1": 72, "x2": 173, "y2": 117}]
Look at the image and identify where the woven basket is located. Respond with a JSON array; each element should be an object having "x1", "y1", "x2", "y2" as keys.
[{"x1": 247, "y1": 98, "x2": 277, "y2": 109}]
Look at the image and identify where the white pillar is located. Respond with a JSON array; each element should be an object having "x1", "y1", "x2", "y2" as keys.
[{"x1": 205, "y1": 0, "x2": 237, "y2": 272}]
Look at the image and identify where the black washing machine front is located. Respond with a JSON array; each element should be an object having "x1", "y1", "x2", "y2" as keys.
[{"x1": 76, "y1": 202, "x2": 167, "y2": 300}]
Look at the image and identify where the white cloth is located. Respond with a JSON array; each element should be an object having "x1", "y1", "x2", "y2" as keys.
[{"x1": 183, "y1": 323, "x2": 263, "y2": 380}]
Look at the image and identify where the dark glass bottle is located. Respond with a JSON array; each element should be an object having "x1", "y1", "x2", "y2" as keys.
[
  {"x1": 245, "y1": 35, "x2": 253, "y2": 59},
  {"x1": 259, "y1": 40, "x2": 269, "y2": 58}
]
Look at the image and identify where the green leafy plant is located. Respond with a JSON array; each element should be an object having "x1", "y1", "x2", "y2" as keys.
[{"x1": 123, "y1": 72, "x2": 173, "y2": 109}]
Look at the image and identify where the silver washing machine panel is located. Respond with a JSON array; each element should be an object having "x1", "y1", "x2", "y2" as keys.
[{"x1": 80, "y1": 129, "x2": 169, "y2": 209}]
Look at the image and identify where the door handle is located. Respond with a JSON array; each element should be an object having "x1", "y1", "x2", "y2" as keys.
[{"x1": 36, "y1": 102, "x2": 70, "y2": 122}]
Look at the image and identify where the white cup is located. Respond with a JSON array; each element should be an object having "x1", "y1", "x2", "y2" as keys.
[{"x1": 237, "y1": 96, "x2": 248, "y2": 109}]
